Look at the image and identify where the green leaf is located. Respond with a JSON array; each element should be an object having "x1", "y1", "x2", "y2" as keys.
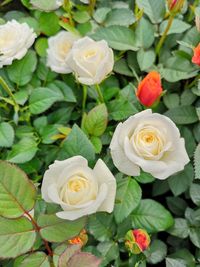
[
  {"x1": 189, "y1": 228, "x2": 200, "y2": 248},
  {"x1": 59, "y1": 124, "x2": 95, "y2": 163},
  {"x1": 168, "y1": 164, "x2": 194, "y2": 196},
  {"x1": 90, "y1": 136, "x2": 102, "y2": 154},
  {"x1": 88, "y1": 213, "x2": 116, "y2": 242},
  {"x1": 91, "y1": 25, "x2": 139, "y2": 51},
  {"x1": 97, "y1": 241, "x2": 119, "y2": 267},
  {"x1": 181, "y1": 90, "x2": 197, "y2": 106},
  {"x1": 104, "y1": 8, "x2": 135, "y2": 27},
  {"x1": 135, "y1": 18, "x2": 155, "y2": 49},
  {"x1": 137, "y1": 49, "x2": 155, "y2": 71},
  {"x1": 0, "y1": 122, "x2": 14, "y2": 148},
  {"x1": 144, "y1": 240, "x2": 167, "y2": 264},
  {"x1": 48, "y1": 80, "x2": 76, "y2": 103},
  {"x1": 7, "y1": 137, "x2": 38, "y2": 164},
  {"x1": 108, "y1": 97, "x2": 139, "y2": 121},
  {"x1": 84, "y1": 104, "x2": 108, "y2": 137},
  {"x1": 73, "y1": 11, "x2": 90, "y2": 23},
  {"x1": 114, "y1": 58, "x2": 133, "y2": 77},
  {"x1": 0, "y1": 216, "x2": 36, "y2": 258},
  {"x1": 68, "y1": 252, "x2": 101, "y2": 267},
  {"x1": 20, "y1": 252, "x2": 50, "y2": 267},
  {"x1": 35, "y1": 38, "x2": 48, "y2": 57},
  {"x1": 7, "y1": 51, "x2": 37, "y2": 86},
  {"x1": 166, "y1": 197, "x2": 187, "y2": 216},
  {"x1": 160, "y1": 67, "x2": 198, "y2": 82},
  {"x1": 168, "y1": 219, "x2": 189, "y2": 238},
  {"x1": 163, "y1": 94, "x2": 180, "y2": 109},
  {"x1": 114, "y1": 178, "x2": 142, "y2": 224},
  {"x1": 136, "y1": 0, "x2": 166, "y2": 23},
  {"x1": 93, "y1": 7, "x2": 111, "y2": 23},
  {"x1": 38, "y1": 214, "x2": 86, "y2": 243},
  {"x1": 160, "y1": 19, "x2": 191, "y2": 35},
  {"x1": 194, "y1": 144, "x2": 200, "y2": 179},
  {"x1": 165, "y1": 106, "x2": 198, "y2": 124},
  {"x1": 39, "y1": 12, "x2": 60, "y2": 36},
  {"x1": 131, "y1": 199, "x2": 174, "y2": 233},
  {"x1": 0, "y1": 161, "x2": 36, "y2": 218},
  {"x1": 190, "y1": 183, "x2": 200, "y2": 206},
  {"x1": 29, "y1": 87, "x2": 64, "y2": 114},
  {"x1": 166, "y1": 249, "x2": 195, "y2": 267}
]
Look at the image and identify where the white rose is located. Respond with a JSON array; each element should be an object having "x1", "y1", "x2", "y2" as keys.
[
  {"x1": 0, "y1": 20, "x2": 36, "y2": 68},
  {"x1": 41, "y1": 156, "x2": 116, "y2": 220},
  {"x1": 47, "y1": 31, "x2": 79, "y2": 74},
  {"x1": 30, "y1": 0, "x2": 63, "y2": 11},
  {"x1": 110, "y1": 109, "x2": 189, "y2": 180},
  {"x1": 67, "y1": 37, "x2": 114, "y2": 85},
  {"x1": 80, "y1": 0, "x2": 89, "y2": 4}
]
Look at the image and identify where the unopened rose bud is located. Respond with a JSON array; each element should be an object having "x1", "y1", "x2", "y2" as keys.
[
  {"x1": 192, "y1": 43, "x2": 200, "y2": 66},
  {"x1": 136, "y1": 71, "x2": 163, "y2": 107},
  {"x1": 167, "y1": 0, "x2": 185, "y2": 14},
  {"x1": 195, "y1": 7, "x2": 200, "y2": 32},
  {"x1": 68, "y1": 229, "x2": 88, "y2": 247},
  {"x1": 125, "y1": 229, "x2": 150, "y2": 254}
]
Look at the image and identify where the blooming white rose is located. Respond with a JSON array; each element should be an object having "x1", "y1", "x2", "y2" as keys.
[
  {"x1": 47, "y1": 31, "x2": 79, "y2": 74},
  {"x1": 0, "y1": 20, "x2": 36, "y2": 68},
  {"x1": 110, "y1": 109, "x2": 189, "y2": 180},
  {"x1": 67, "y1": 37, "x2": 114, "y2": 85},
  {"x1": 30, "y1": 0, "x2": 63, "y2": 11},
  {"x1": 41, "y1": 156, "x2": 116, "y2": 220},
  {"x1": 80, "y1": 0, "x2": 89, "y2": 4}
]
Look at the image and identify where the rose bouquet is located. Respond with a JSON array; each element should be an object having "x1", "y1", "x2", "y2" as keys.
[{"x1": 0, "y1": 0, "x2": 199, "y2": 266}]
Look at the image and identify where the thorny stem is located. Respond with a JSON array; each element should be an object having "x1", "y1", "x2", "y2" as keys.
[
  {"x1": 95, "y1": 84, "x2": 104, "y2": 103},
  {"x1": 24, "y1": 211, "x2": 53, "y2": 257},
  {"x1": 155, "y1": 15, "x2": 174, "y2": 56}
]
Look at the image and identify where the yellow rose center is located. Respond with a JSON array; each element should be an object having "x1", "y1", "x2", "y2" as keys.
[
  {"x1": 84, "y1": 49, "x2": 97, "y2": 59},
  {"x1": 58, "y1": 42, "x2": 71, "y2": 58},
  {"x1": 59, "y1": 174, "x2": 98, "y2": 205},
  {"x1": 0, "y1": 32, "x2": 14, "y2": 49},
  {"x1": 132, "y1": 126, "x2": 166, "y2": 159},
  {"x1": 67, "y1": 176, "x2": 88, "y2": 192}
]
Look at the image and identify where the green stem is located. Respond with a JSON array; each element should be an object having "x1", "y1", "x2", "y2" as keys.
[
  {"x1": 0, "y1": 76, "x2": 19, "y2": 112},
  {"x1": 82, "y1": 85, "x2": 87, "y2": 111},
  {"x1": 89, "y1": 0, "x2": 96, "y2": 16},
  {"x1": 63, "y1": 0, "x2": 74, "y2": 27},
  {"x1": 95, "y1": 84, "x2": 104, "y2": 103},
  {"x1": 156, "y1": 15, "x2": 174, "y2": 56}
]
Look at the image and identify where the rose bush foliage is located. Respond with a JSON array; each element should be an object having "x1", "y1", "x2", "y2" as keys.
[{"x1": 0, "y1": 0, "x2": 200, "y2": 267}]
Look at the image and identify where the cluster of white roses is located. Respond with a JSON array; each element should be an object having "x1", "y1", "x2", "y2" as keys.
[
  {"x1": 42, "y1": 110, "x2": 189, "y2": 220},
  {"x1": 0, "y1": 20, "x2": 189, "y2": 221},
  {"x1": 46, "y1": 31, "x2": 114, "y2": 85}
]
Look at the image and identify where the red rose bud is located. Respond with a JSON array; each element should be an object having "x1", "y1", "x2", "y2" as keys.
[
  {"x1": 136, "y1": 71, "x2": 163, "y2": 107},
  {"x1": 192, "y1": 43, "x2": 200, "y2": 66},
  {"x1": 125, "y1": 229, "x2": 150, "y2": 254},
  {"x1": 167, "y1": 0, "x2": 185, "y2": 13},
  {"x1": 68, "y1": 229, "x2": 88, "y2": 247}
]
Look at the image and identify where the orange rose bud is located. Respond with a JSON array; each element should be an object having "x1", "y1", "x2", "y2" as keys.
[
  {"x1": 136, "y1": 71, "x2": 163, "y2": 107},
  {"x1": 68, "y1": 229, "x2": 88, "y2": 247},
  {"x1": 167, "y1": 0, "x2": 185, "y2": 14},
  {"x1": 125, "y1": 229, "x2": 150, "y2": 255},
  {"x1": 192, "y1": 43, "x2": 200, "y2": 66}
]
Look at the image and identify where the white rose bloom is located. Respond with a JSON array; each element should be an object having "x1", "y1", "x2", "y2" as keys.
[
  {"x1": 30, "y1": 0, "x2": 63, "y2": 11},
  {"x1": 47, "y1": 31, "x2": 79, "y2": 74},
  {"x1": 41, "y1": 156, "x2": 116, "y2": 220},
  {"x1": 110, "y1": 109, "x2": 190, "y2": 180},
  {"x1": 80, "y1": 0, "x2": 89, "y2": 4},
  {"x1": 67, "y1": 37, "x2": 114, "y2": 85},
  {"x1": 0, "y1": 20, "x2": 36, "y2": 68}
]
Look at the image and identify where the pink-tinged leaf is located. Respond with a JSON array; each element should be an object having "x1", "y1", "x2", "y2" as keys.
[
  {"x1": 58, "y1": 245, "x2": 81, "y2": 267},
  {"x1": 68, "y1": 252, "x2": 101, "y2": 267}
]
